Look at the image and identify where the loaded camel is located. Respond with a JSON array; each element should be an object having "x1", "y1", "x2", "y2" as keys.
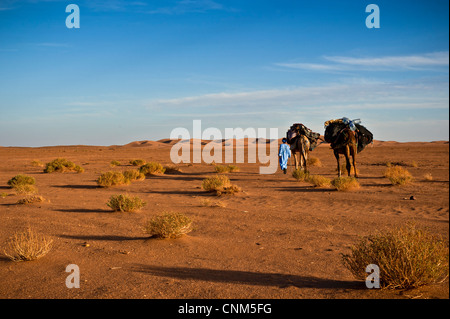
[
  {"x1": 324, "y1": 118, "x2": 373, "y2": 178},
  {"x1": 286, "y1": 123, "x2": 321, "y2": 172}
]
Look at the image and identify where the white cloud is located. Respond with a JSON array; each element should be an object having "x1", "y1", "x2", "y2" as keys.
[
  {"x1": 277, "y1": 51, "x2": 449, "y2": 72},
  {"x1": 325, "y1": 51, "x2": 449, "y2": 69}
]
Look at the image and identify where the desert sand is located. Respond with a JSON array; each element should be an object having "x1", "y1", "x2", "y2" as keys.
[{"x1": 0, "y1": 139, "x2": 448, "y2": 299}]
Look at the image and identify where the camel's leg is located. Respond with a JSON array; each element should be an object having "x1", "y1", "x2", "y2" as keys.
[
  {"x1": 294, "y1": 152, "x2": 299, "y2": 170},
  {"x1": 334, "y1": 149, "x2": 341, "y2": 177},
  {"x1": 351, "y1": 147, "x2": 358, "y2": 178},
  {"x1": 344, "y1": 146, "x2": 352, "y2": 177}
]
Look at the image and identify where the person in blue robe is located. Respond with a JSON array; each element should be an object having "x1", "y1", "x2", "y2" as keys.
[{"x1": 279, "y1": 138, "x2": 291, "y2": 174}]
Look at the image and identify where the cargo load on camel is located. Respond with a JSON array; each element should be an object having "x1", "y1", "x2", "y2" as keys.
[
  {"x1": 286, "y1": 123, "x2": 321, "y2": 151},
  {"x1": 324, "y1": 117, "x2": 373, "y2": 153}
]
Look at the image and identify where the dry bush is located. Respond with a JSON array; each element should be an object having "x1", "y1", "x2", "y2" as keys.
[
  {"x1": 200, "y1": 199, "x2": 226, "y2": 207},
  {"x1": 7, "y1": 174, "x2": 35, "y2": 188},
  {"x1": 97, "y1": 171, "x2": 130, "y2": 187},
  {"x1": 16, "y1": 195, "x2": 45, "y2": 205},
  {"x1": 123, "y1": 169, "x2": 145, "y2": 182},
  {"x1": 140, "y1": 162, "x2": 166, "y2": 175},
  {"x1": 342, "y1": 224, "x2": 449, "y2": 289},
  {"x1": 308, "y1": 175, "x2": 332, "y2": 188},
  {"x1": 13, "y1": 184, "x2": 38, "y2": 195},
  {"x1": 292, "y1": 169, "x2": 310, "y2": 182},
  {"x1": 44, "y1": 158, "x2": 84, "y2": 173},
  {"x1": 214, "y1": 164, "x2": 240, "y2": 173},
  {"x1": 384, "y1": 166, "x2": 413, "y2": 185},
  {"x1": 4, "y1": 228, "x2": 53, "y2": 262},
  {"x1": 202, "y1": 175, "x2": 241, "y2": 196},
  {"x1": 331, "y1": 176, "x2": 360, "y2": 191},
  {"x1": 31, "y1": 160, "x2": 44, "y2": 167},
  {"x1": 423, "y1": 173, "x2": 433, "y2": 181},
  {"x1": 130, "y1": 159, "x2": 146, "y2": 166},
  {"x1": 106, "y1": 194, "x2": 146, "y2": 212},
  {"x1": 110, "y1": 160, "x2": 121, "y2": 167},
  {"x1": 307, "y1": 156, "x2": 322, "y2": 167},
  {"x1": 144, "y1": 212, "x2": 193, "y2": 239},
  {"x1": 164, "y1": 165, "x2": 182, "y2": 174}
]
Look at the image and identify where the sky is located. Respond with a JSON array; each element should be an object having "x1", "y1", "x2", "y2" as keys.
[{"x1": 0, "y1": 0, "x2": 448, "y2": 146}]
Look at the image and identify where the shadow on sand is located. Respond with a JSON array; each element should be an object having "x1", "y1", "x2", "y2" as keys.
[{"x1": 131, "y1": 264, "x2": 362, "y2": 290}]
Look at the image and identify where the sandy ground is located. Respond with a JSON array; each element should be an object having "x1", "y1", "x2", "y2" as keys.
[{"x1": 0, "y1": 139, "x2": 448, "y2": 300}]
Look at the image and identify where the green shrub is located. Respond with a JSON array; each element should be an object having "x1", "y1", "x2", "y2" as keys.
[
  {"x1": 106, "y1": 194, "x2": 146, "y2": 212},
  {"x1": 342, "y1": 224, "x2": 449, "y2": 289},
  {"x1": 140, "y1": 162, "x2": 166, "y2": 175},
  {"x1": 308, "y1": 175, "x2": 332, "y2": 187},
  {"x1": 122, "y1": 169, "x2": 145, "y2": 182},
  {"x1": 97, "y1": 171, "x2": 129, "y2": 187},
  {"x1": 292, "y1": 169, "x2": 310, "y2": 182},
  {"x1": 384, "y1": 166, "x2": 413, "y2": 186},
  {"x1": 130, "y1": 159, "x2": 146, "y2": 166},
  {"x1": 44, "y1": 158, "x2": 84, "y2": 173},
  {"x1": 7, "y1": 175, "x2": 36, "y2": 188},
  {"x1": 214, "y1": 164, "x2": 240, "y2": 173},
  {"x1": 202, "y1": 175, "x2": 241, "y2": 196},
  {"x1": 331, "y1": 176, "x2": 360, "y2": 191},
  {"x1": 144, "y1": 212, "x2": 193, "y2": 239},
  {"x1": 110, "y1": 160, "x2": 121, "y2": 167}
]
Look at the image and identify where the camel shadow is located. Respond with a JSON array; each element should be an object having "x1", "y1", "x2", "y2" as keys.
[
  {"x1": 59, "y1": 234, "x2": 149, "y2": 241},
  {"x1": 131, "y1": 265, "x2": 362, "y2": 290},
  {"x1": 53, "y1": 184, "x2": 100, "y2": 189},
  {"x1": 276, "y1": 186, "x2": 336, "y2": 193}
]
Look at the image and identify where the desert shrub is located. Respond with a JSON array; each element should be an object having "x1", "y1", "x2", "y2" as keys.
[
  {"x1": 308, "y1": 175, "x2": 332, "y2": 187},
  {"x1": 292, "y1": 169, "x2": 310, "y2": 182},
  {"x1": 130, "y1": 159, "x2": 146, "y2": 166},
  {"x1": 214, "y1": 164, "x2": 240, "y2": 173},
  {"x1": 202, "y1": 175, "x2": 241, "y2": 196},
  {"x1": 164, "y1": 165, "x2": 182, "y2": 174},
  {"x1": 200, "y1": 199, "x2": 226, "y2": 208},
  {"x1": 13, "y1": 184, "x2": 38, "y2": 195},
  {"x1": 227, "y1": 165, "x2": 240, "y2": 172},
  {"x1": 342, "y1": 224, "x2": 449, "y2": 289},
  {"x1": 106, "y1": 194, "x2": 146, "y2": 212},
  {"x1": 423, "y1": 173, "x2": 433, "y2": 181},
  {"x1": 7, "y1": 175, "x2": 35, "y2": 188},
  {"x1": 31, "y1": 160, "x2": 44, "y2": 167},
  {"x1": 16, "y1": 195, "x2": 45, "y2": 205},
  {"x1": 110, "y1": 160, "x2": 121, "y2": 167},
  {"x1": 307, "y1": 156, "x2": 322, "y2": 167},
  {"x1": 4, "y1": 228, "x2": 53, "y2": 262},
  {"x1": 331, "y1": 176, "x2": 360, "y2": 191},
  {"x1": 140, "y1": 162, "x2": 166, "y2": 175},
  {"x1": 123, "y1": 169, "x2": 145, "y2": 182},
  {"x1": 97, "y1": 171, "x2": 129, "y2": 187},
  {"x1": 44, "y1": 158, "x2": 84, "y2": 173},
  {"x1": 384, "y1": 166, "x2": 413, "y2": 186},
  {"x1": 144, "y1": 212, "x2": 193, "y2": 239}
]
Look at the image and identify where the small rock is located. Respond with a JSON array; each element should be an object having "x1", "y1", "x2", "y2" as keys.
[{"x1": 410, "y1": 196, "x2": 416, "y2": 200}]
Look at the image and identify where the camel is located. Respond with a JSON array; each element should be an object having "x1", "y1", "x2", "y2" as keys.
[
  {"x1": 290, "y1": 134, "x2": 310, "y2": 172},
  {"x1": 331, "y1": 127, "x2": 359, "y2": 178},
  {"x1": 286, "y1": 124, "x2": 321, "y2": 172}
]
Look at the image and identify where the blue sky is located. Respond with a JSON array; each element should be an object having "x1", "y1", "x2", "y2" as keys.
[{"x1": 0, "y1": 0, "x2": 448, "y2": 146}]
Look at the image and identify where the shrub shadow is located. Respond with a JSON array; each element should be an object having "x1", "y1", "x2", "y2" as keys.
[
  {"x1": 59, "y1": 234, "x2": 149, "y2": 241},
  {"x1": 55, "y1": 208, "x2": 113, "y2": 213}
]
